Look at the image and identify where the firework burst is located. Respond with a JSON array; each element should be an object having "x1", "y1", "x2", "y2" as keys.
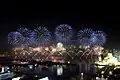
[
  {"x1": 55, "y1": 24, "x2": 73, "y2": 44},
  {"x1": 90, "y1": 31, "x2": 106, "y2": 45},
  {"x1": 8, "y1": 31, "x2": 24, "y2": 46},
  {"x1": 33, "y1": 26, "x2": 51, "y2": 46},
  {"x1": 17, "y1": 27, "x2": 34, "y2": 46},
  {"x1": 77, "y1": 28, "x2": 94, "y2": 46}
]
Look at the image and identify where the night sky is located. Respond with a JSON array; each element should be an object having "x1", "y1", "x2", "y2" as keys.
[{"x1": 0, "y1": 2, "x2": 120, "y2": 51}]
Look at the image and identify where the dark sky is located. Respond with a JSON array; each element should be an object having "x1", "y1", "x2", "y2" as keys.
[{"x1": 0, "y1": 2, "x2": 120, "y2": 51}]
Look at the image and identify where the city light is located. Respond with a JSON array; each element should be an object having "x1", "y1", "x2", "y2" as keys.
[{"x1": 95, "y1": 53, "x2": 120, "y2": 68}]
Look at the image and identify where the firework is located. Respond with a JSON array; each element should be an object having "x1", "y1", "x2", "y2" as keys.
[
  {"x1": 77, "y1": 28, "x2": 94, "y2": 46},
  {"x1": 55, "y1": 24, "x2": 73, "y2": 44},
  {"x1": 8, "y1": 31, "x2": 24, "y2": 46},
  {"x1": 17, "y1": 27, "x2": 32, "y2": 37},
  {"x1": 17, "y1": 27, "x2": 35, "y2": 46},
  {"x1": 90, "y1": 31, "x2": 106, "y2": 45},
  {"x1": 33, "y1": 26, "x2": 51, "y2": 46}
]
